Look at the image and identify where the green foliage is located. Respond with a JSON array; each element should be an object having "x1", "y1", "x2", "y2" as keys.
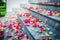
[{"x1": 0, "y1": 0, "x2": 6, "y2": 17}]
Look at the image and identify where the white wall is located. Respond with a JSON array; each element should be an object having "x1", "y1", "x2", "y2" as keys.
[{"x1": 7, "y1": 0, "x2": 28, "y2": 12}]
